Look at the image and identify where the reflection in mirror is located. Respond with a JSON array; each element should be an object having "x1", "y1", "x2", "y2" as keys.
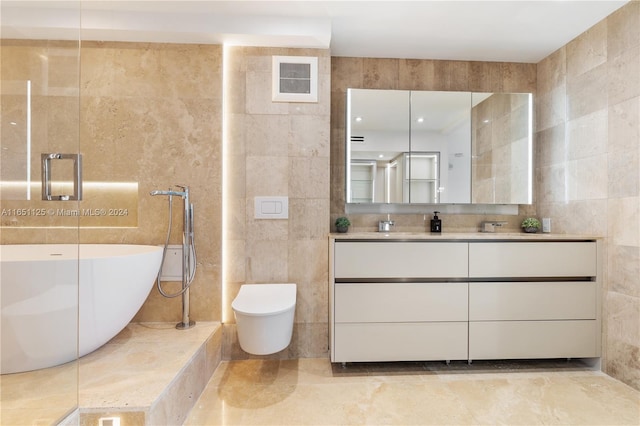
[
  {"x1": 471, "y1": 92, "x2": 533, "y2": 204},
  {"x1": 410, "y1": 91, "x2": 470, "y2": 203},
  {"x1": 347, "y1": 89, "x2": 409, "y2": 203},
  {"x1": 346, "y1": 88, "x2": 533, "y2": 206},
  {"x1": 349, "y1": 160, "x2": 377, "y2": 202},
  {"x1": 401, "y1": 152, "x2": 440, "y2": 203},
  {"x1": 347, "y1": 89, "x2": 470, "y2": 204}
]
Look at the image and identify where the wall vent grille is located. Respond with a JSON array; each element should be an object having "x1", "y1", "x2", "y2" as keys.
[{"x1": 272, "y1": 56, "x2": 318, "y2": 103}]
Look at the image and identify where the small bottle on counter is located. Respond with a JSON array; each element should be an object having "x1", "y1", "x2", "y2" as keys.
[{"x1": 430, "y1": 211, "x2": 442, "y2": 233}]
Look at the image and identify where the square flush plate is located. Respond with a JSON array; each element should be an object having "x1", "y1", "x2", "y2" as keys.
[{"x1": 255, "y1": 196, "x2": 288, "y2": 219}]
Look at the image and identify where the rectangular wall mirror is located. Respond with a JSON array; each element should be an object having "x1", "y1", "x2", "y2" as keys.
[{"x1": 346, "y1": 89, "x2": 533, "y2": 206}]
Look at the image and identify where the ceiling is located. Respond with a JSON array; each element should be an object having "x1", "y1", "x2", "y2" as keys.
[{"x1": 1, "y1": 1, "x2": 629, "y2": 63}]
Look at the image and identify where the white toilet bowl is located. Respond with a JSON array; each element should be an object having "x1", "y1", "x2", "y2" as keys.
[{"x1": 231, "y1": 283, "x2": 296, "y2": 355}]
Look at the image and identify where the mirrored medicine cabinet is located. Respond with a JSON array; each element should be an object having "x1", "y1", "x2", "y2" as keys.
[{"x1": 346, "y1": 88, "x2": 533, "y2": 208}]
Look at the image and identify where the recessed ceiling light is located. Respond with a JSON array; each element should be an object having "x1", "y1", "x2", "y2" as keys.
[
  {"x1": 417, "y1": 117, "x2": 424, "y2": 123},
  {"x1": 355, "y1": 116, "x2": 362, "y2": 122}
]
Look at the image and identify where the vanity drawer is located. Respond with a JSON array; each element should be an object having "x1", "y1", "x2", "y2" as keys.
[
  {"x1": 334, "y1": 241, "x2": 468, "y2": 278},
  {"x1": 469, "y1": 242, "x2": 597, "y2": 277},
  {"x1": 469, "y1": 320, "x2": 599, "y2": 359},
  {"x1": 469, "y1": 281, "x2": 597, "y2": 320},
  {"x1": 334, "y1": 322, "x2": 468, "y2": 362},
  {"x1": 335, "y1": 282, "x2": 468, "y2": 323}
]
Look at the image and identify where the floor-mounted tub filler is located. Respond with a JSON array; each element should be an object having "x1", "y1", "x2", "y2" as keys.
[
  {"x1": 0, "y1": 244, "x2": 162, "y2": 374},
  {"x1": 150, "y1": 184, "x2": 197, "y2": 330}
]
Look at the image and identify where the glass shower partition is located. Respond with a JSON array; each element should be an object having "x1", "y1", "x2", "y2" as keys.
[{"x1": 1, "y1": 1, "x2": 81, "y2": 424}]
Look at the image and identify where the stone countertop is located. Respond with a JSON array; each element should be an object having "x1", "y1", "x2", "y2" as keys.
[{"x1": 329, "y1": 232, "x2": 601, "y2": 241}]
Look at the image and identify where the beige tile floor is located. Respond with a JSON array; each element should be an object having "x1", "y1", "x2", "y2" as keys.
[
  {"x1": 80, "y1": 322, "x2": 218, "y2": 412},
  {"x1": 1, "y1": 322, "x2": 219, "y2": 426},
  {"x1": 0, "y1": 360, "x2": 77, "y2": 425},
  {"x1": 3, "y1": 325, "x2": 640, "y2": 426},
  {"x1": 185, "y1": 358, "x2": 640, "y2": 426}
]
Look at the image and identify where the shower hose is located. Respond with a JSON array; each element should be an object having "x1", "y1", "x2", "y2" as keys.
[{"x1": 156, "y1": 193, "x2": 197, "y2": 298}]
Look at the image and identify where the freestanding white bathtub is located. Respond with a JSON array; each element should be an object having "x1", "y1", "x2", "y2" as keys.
[{"x1": 1, "y1": 244, "x2": 163, "y2": 374}]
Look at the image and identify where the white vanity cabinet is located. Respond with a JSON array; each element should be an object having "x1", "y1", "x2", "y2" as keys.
[
  {"x1": 334, "y1": 241, "x2": 467, "y2": 278},
  {"x1": 329, "y1": 236, "x2": 601, "y2": 364},
  {"x1": 331, "y1": 241, "x2": 468, "y2": 363},
  {"x1": 468, "y1": 241, "x2": 599, "y2": 360}
]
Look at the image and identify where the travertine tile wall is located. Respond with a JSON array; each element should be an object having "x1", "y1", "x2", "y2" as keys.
[
  {"x1": 536, "y1": 1, "x2": 640, "y2": 390},
  {"x1": 331, "y1": 58, "x2": 537, "y2": 232},
  {"x1": 82, "y1": 42, "x2": 223, "y2": 324},
  {"x1": 1, "y1": 40, "x2": 82, "y2": 237},
  {"x1": 1, "y1": 41, "x2": 223, "y2": 323},
  {"x1": 472, "y1": 93, "x2": 531, "y2": 204},
  {"x1": 223, "y1": 47, "x2": 331, "y2": 359}
]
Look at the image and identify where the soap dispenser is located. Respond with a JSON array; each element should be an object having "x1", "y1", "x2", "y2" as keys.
[{"x1": 430, "y1": 211, "x2": 442, "y2": 233}]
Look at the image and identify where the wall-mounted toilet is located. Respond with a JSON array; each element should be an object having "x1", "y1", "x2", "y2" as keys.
[{"x1": 231, "y1": 283, "x2": 296, "y2": 355}]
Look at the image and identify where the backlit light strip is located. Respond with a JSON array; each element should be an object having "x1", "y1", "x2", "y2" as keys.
[{"x1": 222, "y1": 44, "x2": 231, "y2": 323}]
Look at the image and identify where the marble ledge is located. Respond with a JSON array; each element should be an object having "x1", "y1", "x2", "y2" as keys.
[{"x1": 329, "y1": 232, "x2": 602, "y2": 241}]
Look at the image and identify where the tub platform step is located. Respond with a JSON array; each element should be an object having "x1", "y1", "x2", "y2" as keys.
[{"x1": 79, "y1": 322, "x2": 222, "y2": 425}]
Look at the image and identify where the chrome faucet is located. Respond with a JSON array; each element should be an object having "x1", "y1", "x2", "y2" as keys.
[
  {"x1": 481, "y1": 221, "x2": 508, "y2": 233},
  {"x1": 378, "y1": 214, "x2": 395, "y2": 232},
  {"x1": 150, "y1": 186, "x2": 188, "y2": 198}
]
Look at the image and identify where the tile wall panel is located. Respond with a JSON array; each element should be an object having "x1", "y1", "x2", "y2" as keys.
[
  {"x1": 223, "y1": 47, "x2": 331, "y2": 359},
  {"x1": 536, "y1": 1, "x2": 640, "y2": 390}
]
